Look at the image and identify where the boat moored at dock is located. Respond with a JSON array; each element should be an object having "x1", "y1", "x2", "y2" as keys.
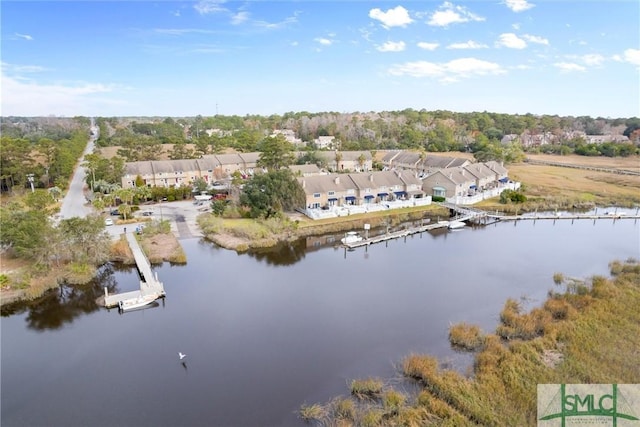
[{"x1": 341, "y1": 231, "x2": 364, "y2": 245}]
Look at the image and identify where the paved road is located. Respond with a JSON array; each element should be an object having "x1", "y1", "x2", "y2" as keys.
[
  {"x1": 56, "y1": 119, "x2": 205, "y2": 240},
  {"x1": 58, "y1": 121, "x2": 98, "y2": 219}
]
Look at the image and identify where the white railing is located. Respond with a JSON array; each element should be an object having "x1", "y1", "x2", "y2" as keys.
[{"x1": 301, "y1": 196, "x2": 433, "y2": 220}]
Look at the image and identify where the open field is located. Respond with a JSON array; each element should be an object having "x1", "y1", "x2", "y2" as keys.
[
  {"x1": 525, "y1": 153, "x2": 640, "y2": 172},
  {"x1": 506, "y1": 160, "x2": 640, "y2": 207}
]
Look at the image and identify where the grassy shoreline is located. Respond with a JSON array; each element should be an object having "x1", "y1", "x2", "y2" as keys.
[
  {"x1": 299, "y1": 258, "x2": 640, "y2": 426},
  {"x1": 0, "y1": 228, "x2": 185, "y2": 307}
]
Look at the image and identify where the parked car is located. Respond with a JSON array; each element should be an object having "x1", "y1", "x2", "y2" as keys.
[
  {"x1": 105, "y1": 218, "x2": 114, "y2": 226},
  {"x1": 140, "y1": 211, "x2": 153, "y2": 216},
  {"x1": 110, "y1": 209, "x2": 120, "y2": 216}
]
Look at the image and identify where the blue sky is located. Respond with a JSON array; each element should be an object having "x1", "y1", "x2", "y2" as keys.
[{"x1": 2, "y1": 0, "x2": 639, "y2": 118}]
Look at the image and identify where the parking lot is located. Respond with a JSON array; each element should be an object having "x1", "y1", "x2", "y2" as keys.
[{"x1": 105, "y1": 200, "x2": 207, "y2": 240}]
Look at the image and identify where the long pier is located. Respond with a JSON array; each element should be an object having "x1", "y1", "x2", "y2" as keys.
[
  {"x1": 342, "y1": 204, "x2": 638, "y2": 250},
  {"x1": 104, "y1": 233, "x2": 166, "y2": 309},
  {"x1": 343, "y1": 223, "x2": 436, "y2": 249}
]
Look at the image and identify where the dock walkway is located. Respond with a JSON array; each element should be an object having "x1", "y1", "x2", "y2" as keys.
[
  {"x1": 343, "y1": 203, "x2": 638, "y2": 250},
  {"x1": 104, "y1": 233, "x2": 166, "y2": 309}
]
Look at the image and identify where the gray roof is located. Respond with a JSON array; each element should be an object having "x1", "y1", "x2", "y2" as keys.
[
  {"x1": 214, "y1": 153, "x2": 245, "y2": 165},
  {"x1": 150, "y1": 159, "x2": 199, "y2": 174},
  {"x1": 463, "y1": 162, "x2": 496, "y2": 180},
  {"x1": 422, "y1": 156, "x2": 460, "y2": 169},
  {"x1": 431, "y1": 167, "x2": 475, "y2": 185},
  {"x1": 289, "y1": 164, "x2": 321, "y2": 175},
  {"x1": 381, "y1": 151, "x2": 401, "y2": 163},
  {"x1": 197, "y1": 157, "x2": 222, "y2": 170},
  {"x1": 239, "y1": 152, "x2": 261, "y2": 164},
  {"x1": 392, "y1": 151, "x2": 422, "y2": 166},
  {"x1": 298, "y1": 174, "x2": 355, "y2": 194},
  {"x1": 124, "y1": 161, "x2": 155, "y2": 177},
  {"x1": 484, "y1": 160, "x2": 508, "y2": 176}
]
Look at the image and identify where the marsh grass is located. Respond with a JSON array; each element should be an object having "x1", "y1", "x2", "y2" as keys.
[
  {"x1": 110, "y1": 237, "x2": 134, "y2": 264},
  {"x1": 448, "y1": 323, "x2": 485, "y2": 351},
  {"x1": 350, "y1": 378, "x2": 384, "y2": 400},
  {"x1": 63, "y1": 262, "x2": 96, "y2": 285},
  {"x1": 308, "y1": 258, "x2": 640, "y2": 426},
  {"x1": 298, "y1": 403, "x2": 327, "y2": 423}
]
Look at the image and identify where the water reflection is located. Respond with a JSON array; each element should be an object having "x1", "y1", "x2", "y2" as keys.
[
  {"x1": 1, "y1": 264, "x2": 119, "y2": 330},
  {"x1": 246, "y1": 239, "x2": 307, "y2": 265}
]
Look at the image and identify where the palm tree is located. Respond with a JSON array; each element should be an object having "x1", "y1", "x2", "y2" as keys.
[{"x1": 334, "y1": 151, "x2": 342, "y2": 172}]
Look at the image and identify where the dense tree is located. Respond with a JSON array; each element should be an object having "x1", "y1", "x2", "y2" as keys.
[
  {"x1": 58, "y1": 216, "x2": 110, "y2": 265},
  {"x1": 257, "y1": 135, "x2": 295, "y2": 170},
  {"x1": 239, "y1": 169, "x2": 305, "y2": 218}
]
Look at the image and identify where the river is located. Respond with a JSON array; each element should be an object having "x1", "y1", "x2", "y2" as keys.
[{"x1": 1, "y1": 214, "x2": 639, "y2": 426}]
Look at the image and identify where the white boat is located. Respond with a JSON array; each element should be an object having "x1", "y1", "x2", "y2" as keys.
[
  {"x1": 341, "y1": 231, "x2": 363, "y2": 245},
  {"x1": 448, "y1": 221, "x2": 466, "y2": 230},
  {"x1": 118, "y1": 294, "x2": 157, "y2": 311}
]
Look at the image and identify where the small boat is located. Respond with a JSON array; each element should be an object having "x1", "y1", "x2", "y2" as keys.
[
  {"x1": 118, "y1": 294, "x2": 157, "y2": 311},
  {"x1": 448, "y1": 221, "x2": 466, "y2": 230},
  {"x1": 341, "y1": 231, "x2": 363, "y2": 245}
]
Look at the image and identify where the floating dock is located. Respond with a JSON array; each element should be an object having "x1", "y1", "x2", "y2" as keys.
[{"x1": 104, "y1": 233, "x2": 166, "y2": 309}]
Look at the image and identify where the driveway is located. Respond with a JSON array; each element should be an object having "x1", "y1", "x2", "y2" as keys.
[{"x1": 104, "y1": 200, "x2": 206, "y2": 240}]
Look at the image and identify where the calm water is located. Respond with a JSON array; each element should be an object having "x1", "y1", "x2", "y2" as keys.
[{"x1": 2, "y1": 214, "x2": 639, "y2": 426}]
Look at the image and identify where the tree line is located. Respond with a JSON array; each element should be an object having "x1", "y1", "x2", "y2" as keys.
[{"x1": 93, "y1": 111, "x2": 639, "y2": 164}]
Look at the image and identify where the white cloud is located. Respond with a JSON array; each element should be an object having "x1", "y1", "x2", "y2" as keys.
[
  {"x1": 427, "y1": 2, "x2": 485, "y2": 27},
  {"x1": 554, "y1": 62, "x2": 586, "y2": 72},
  {"x1": 254, "y1": 13, "x2": 299, "y2": 30},
  {"x1": 623, "y1": 48, "x2": 640, "y2": 66},
  {"x1": 512, "y1": 23, "x2": 521, "y2": 30},
  {"x1": 504, "y1": 0, "x2": 535, "y2": 13},
  {"x1": 582, "y1": 54, "x2": 605, "y2": 66},
  {"x1": 194, "y1": 0, "x2": 227, "y2": 15},
  {"x1": 15, "y1": 33, "x2": 34, "y2": 41},
  {"x1": 231, "y1": 11, "x2": 250, "y2": 25},
  {"x1": 523, "y1": 34, "x2": 549, "y2": 45},
  {"x1": 315, "y1": 38, "x2": 333, "y2": 46},
  {"x1": 496, "y1": 33, "x2": 527, "y2": 49},
  {"x1": 1, "y1": 72, "x2": 121, "y2": 116},
  {"x1": 417, "y1": 42, "x2": 439, "y2": 51},
  {"x1": 377, "y1": 41, "x2": 406, "y2": 52},
  {"x1": 388, "y1": 57, "x2": 505, "y2": 82},
  {"x1": 447, "y1": 40, "x2": 488, "y2": 49},
  {"x1": 1, "y1": 62, "x2": 47, "y2": 74},
  {"x1": 369, "y1": 6, "x2": 413, "y2": 29}
]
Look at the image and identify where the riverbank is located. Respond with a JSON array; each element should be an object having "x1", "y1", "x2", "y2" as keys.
[
  {"x1": 0, "y1": 228, "x2": 184, "y2": 307},
  {"x1": 300, "y1": 258, "x2": 640, "y2": 425},
  {"x1": 197, "y1": 204, "x2": 449, "y2": 252}
]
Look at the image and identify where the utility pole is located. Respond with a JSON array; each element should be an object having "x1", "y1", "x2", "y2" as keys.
[{"x1": 27, "y1": 174, "x2": 35, "y2": 193}]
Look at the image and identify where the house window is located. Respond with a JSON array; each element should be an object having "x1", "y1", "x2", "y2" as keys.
[
  {"x1": 313, "y1": 193, "x2": 321, "y2": 198},
  {"x1": 328, "y1": 191, "x2": 335, "y2": 196}
]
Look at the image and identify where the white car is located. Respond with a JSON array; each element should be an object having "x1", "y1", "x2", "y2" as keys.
[{"x1": 105, "y1": 218, "x2": 114, "y2": 226}]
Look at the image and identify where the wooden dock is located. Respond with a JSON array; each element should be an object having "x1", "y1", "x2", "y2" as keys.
[
  {"x1": 343, "y1": 221, "x2": 455, "y2": 249},
  {"x1": 104, "y1": 233, "x2": 166, "y2": 309},
  {"x1": 343, "y1": 204, "x2": 638, "y2": 250}
]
